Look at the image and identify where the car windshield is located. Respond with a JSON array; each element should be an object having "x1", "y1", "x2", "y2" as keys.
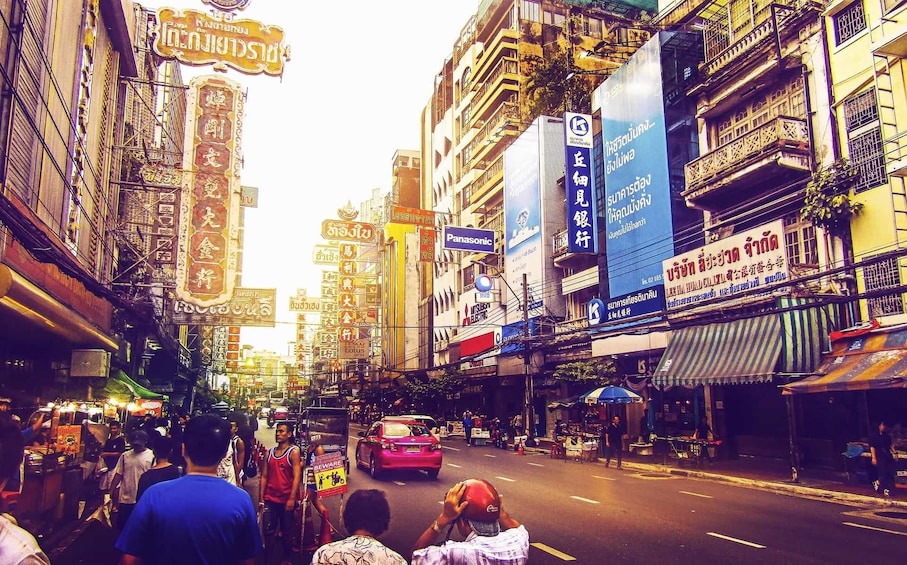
[{"x1": 384, "y1": 422, "x2": 430, "y2": 437}]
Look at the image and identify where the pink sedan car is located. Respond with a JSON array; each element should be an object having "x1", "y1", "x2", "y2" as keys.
[{"x1": 355, "y1": 420, "x2": 442, "y2": 479}]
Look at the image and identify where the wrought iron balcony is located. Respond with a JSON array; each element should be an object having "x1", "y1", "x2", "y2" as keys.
[{"x1": 683, "y1": 116, "x2": 811, "y2": 207}]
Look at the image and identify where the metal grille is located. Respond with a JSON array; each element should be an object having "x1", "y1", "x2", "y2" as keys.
[
  {"x1": 848, "y1": 128, "x2": 887, "y2": 192},
  {"x1": 833, "y1": 1, "x2": 867, "y2": 45},
  {"x1": 864, "y1": 255, "x2": 904, "y2": 316},
  {"x1": 843, "y1": 90, "x2": 878, "y2": 131}
]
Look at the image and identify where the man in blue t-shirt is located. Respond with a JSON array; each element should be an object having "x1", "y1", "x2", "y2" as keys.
[{"x1": 116, "y1": 414, "x2": 263, "y2": 565}]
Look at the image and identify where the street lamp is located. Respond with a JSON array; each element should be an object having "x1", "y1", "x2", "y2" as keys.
[{"x1": 473, "y1": 261, "x2": 535, "y2": 444}]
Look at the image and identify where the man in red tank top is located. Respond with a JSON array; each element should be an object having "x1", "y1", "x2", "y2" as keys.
[{"x1": 258, "y1": 422, "x2": 301, "y2": 565}]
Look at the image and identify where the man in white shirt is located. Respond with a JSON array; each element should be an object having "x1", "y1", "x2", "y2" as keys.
[
  {"x1": 109, "y1": 430, "x2": 154, "y2": 530},
  {"x1": 412, "y1": 479, "x2": 529, "y2": 565}
]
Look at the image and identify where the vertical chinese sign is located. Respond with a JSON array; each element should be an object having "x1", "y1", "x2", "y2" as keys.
[
  {"x1": 564, "y1": 113, "x2": 598, "y2": 253},
  {"x1": 176, "y1": 75, "x2": 244, "y2": 306}
]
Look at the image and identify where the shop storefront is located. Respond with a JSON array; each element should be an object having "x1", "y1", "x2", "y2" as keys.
[
  {"x1": 653, "y1": 302, "x2": 830, "y2": 460},
  {"x1": 781, "y1": 324, "x2": 907, "y2": 477}
]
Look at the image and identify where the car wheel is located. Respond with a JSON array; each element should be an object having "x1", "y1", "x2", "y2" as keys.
[
  {"x1": 369, "y1": 455, "x2": 380, "y2": 479},
  {"x1": 427, "y1": 468, "x2": 439, "y2": 480}
]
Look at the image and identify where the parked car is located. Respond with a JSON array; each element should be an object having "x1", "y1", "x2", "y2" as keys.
[
  {"x1": 382, "y1": 415, "x2": 441, "y2": 437},
  {"x1": 356, "y1": 419, "x2": 442, "y2": 479}
]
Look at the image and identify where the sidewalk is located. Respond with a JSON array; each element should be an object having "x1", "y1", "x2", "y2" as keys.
[{"x1": 523, "y1": 436, "x2": 907, "y2": 508}]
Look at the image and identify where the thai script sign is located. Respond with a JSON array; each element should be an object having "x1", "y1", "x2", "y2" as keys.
[
  {"x1": 564, "y1": 113, "x2": 598, "y2": 253},
  {"x1": 172, "y1": 288, "x2": 276, "y2": 326},
  {"x1": 662, "y1": 220, "x2": 788, "y2": 310},
  {"x1": 175, "y1": 75, "x2": 243, "y2": 307},
  {"x1": 389, "y1": 205, "x2": 435, "y2": 227},
  {"x1": 154, "y1": 8, "x2": 289, "y2": 77},
  {"x1": 290, "y1": 296, "x2": 321, "y2": 312},
  {"x1": 313, "y1": 245, "x2": 341, "y2": 264},
  {"x1": 321, "y1": 220, "x2": 376, "y2": 243}
]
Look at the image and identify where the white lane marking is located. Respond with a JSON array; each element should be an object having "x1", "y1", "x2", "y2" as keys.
[
  {"x1": 679, "y1": 490, "x2": 713, "y2": 499},
  {"x1": 447, "y1": 463, "x2": 462, "y2": 468},
  {"x1": 528, "y1": 462, "x2": 544, "y2": 467},
  {"x1": 591, "y1": 475, "x2": 616, "y2": 481},
  {"x1": 484, "y1": 454, "x2": 497, "y2": 458},
  {"x1": 531, "y1": 542, "x2": 576, "y2": 561},
  {"x1": 706, "y1": 532, "x2": 765, "y2": 548},
  {"x1": 393, "y1": 481, "x2": 406, "y2": 486},
  {"x1": 495, "y1": 476, "x2": 516, "y2": 482},
  {"x1": 570, "y1": 496, "x2": 600, "y2": 504},
  {"x1": 843, "y1": 522, "x2": 907, "y2": 537},
  {"x1": 443, "y1": 446, "x2": 461, "y2": 452}
]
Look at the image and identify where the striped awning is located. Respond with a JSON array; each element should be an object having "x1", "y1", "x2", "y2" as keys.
[
  {"x1": 653, "y1": 315, "x2": 782, "y2": 387},
  {"x1": 781, "y1": 326, "x2": 907, "y2": 394}
]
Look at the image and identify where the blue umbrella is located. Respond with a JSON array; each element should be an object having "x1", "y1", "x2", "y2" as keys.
[{"x1": 579, "y1": 386, "x2": 643, "y2": 405}]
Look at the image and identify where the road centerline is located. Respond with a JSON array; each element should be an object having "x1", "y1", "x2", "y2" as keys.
[
  {"x1": 570, "y1": 495, "x2": 600, "y2": 504},
  {"x1": 528, "y1": 462, "x2": 544, "y2": 467},
  {"x1": 591, "y1": 475, "x2": 616, "y2": 481},
  {"x1": 679, "y1": 490, "x2": 713, "y2": 499},
  {"x1": 447, "y1": 463, "x2": 462, "y2": 468},
  {"x1": 843, "y1": 521, "x2": 907, "y2": 536},
  {"x1": 495, "y1": 476, "x2": 516, "y2": 482},
  {"x1": 531, "y1": 542, "x2": 576, "y2": 561},
  {"x1": 707, "y1": 532, "x2": 765, "y2": 548},
  {"x1": 483, "y1": 454, "x2": 497, "y2": 458}
]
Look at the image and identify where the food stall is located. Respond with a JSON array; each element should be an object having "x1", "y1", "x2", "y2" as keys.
[{"x1": 13, "y1": 403, "x2": 105, "y2": 534}]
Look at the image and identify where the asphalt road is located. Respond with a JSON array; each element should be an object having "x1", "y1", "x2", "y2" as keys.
[{"x1": 255, "y1": 422, "x2": 907, "y2": 564}]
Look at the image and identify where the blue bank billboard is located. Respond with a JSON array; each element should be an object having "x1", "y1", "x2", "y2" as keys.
[{"x1": 598, "y1": 33, "x2": 672, "y2": 323}]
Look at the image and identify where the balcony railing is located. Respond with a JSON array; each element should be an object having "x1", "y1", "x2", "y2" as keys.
[
  {"x1": 684, "y1": 116, "x2": 809, "y2": 196},
  {"x1": 702, "y1": 2, "x2": 802, "y2": 78},
  {"x1": 468, "y1": 58, "x2": 519, "y2": 119}
]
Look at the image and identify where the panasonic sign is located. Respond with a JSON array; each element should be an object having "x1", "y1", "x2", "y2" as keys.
[{"x1": 442, "y1": 226, "x2": 496, "y2": 253}]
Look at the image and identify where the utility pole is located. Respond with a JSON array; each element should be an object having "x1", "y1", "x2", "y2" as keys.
[{"x1": 522, "y1": 273, "x2": 534, "y2": 443}]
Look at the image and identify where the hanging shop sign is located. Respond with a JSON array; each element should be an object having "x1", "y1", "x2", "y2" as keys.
[
  {"x1": 313, "y1": 245, "x2": 341, "y2": 265},
  {"x1": 172, "y1": 288, "x2": 276, "y2": 326},
  {"x1": 321, "y1": 220, "x2": 377, "y2": 243},
  {"x1": 175, "y1": 75, "x2": 243, "y2": 307},
  {"x1": 389, "y1": 205, "x2": 435, "y2": 227},
  {"x1": 563, "y1": 112, "x2": 598, "y2": 253},
  {"x1": 153, "y1": 8, "x2": 289, "y2": 77},
  {"x1": 661, "y1": 219, "x2": 788, "y2": 311}
]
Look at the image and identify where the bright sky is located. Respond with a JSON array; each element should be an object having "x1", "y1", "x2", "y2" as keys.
[{"x1": 138, "y1": 1, "x2": 479, "y2": 354}]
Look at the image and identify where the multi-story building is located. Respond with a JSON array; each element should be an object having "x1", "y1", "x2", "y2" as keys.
[
  {"x1": 773, "y1": 0, "x2": 907, "y2": 465},
  {"x1": 0, "y1": 0, "x2": 143, "y2": 406},
  {"x1": 422, "y1": 0, "x2": 657, "y2": 427},
  {"x1": 643, "y1": 0, "x2": 842, "y2": 464}
]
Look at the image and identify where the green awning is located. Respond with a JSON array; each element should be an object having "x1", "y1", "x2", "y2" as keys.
[
  {"x1": 111, "y1": 370, "x2": 168, "y2": 401},
  {"x1": 653, "y1": 315, "x2": 782, "y2": 387}
]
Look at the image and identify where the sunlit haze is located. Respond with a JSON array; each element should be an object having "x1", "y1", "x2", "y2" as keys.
[{"x1": 138, "y1": 0, "x2": 479, "y2": 353}]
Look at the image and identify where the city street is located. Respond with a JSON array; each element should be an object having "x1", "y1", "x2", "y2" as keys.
[{"x1": 263, "y1": 423, "x2": 907, "y2": 565}]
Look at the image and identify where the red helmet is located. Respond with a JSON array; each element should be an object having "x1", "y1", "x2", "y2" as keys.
[{"x1": 460, "y1": 479, "x2": 501, "y2": 523}]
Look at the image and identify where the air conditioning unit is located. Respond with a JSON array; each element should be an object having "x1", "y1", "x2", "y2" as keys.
[{"x1": 70, "y1": 349, "x2": 111, "y2": 378}]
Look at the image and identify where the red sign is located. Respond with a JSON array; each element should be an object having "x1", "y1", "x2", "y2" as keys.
[{"x1": 419, "y1": 227, "x2": 435, "y2": 263}]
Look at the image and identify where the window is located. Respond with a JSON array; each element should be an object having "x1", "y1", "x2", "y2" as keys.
[
  {"x1": 834, "y1": 1, "x2": 867, "y2": 45},
  {"x1": 863, "y1": 255, "x2": 904, "y2": 316},
  {"x1": 783, "y1": 213, "x2": 818, "y2": 266},
  {"x1": 712, "y1": 76, "x2": 806, "y2": 146},
  {"x1": 843, "y1": 90, "x2": 887, "y2": 192},
  {"x1": 521, "y1": 1, "x2": 540, "y2": 23}
]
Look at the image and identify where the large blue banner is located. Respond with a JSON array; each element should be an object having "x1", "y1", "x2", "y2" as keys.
[{"x1": 600, "y1": 34, "x2": 672, "y2": 323}]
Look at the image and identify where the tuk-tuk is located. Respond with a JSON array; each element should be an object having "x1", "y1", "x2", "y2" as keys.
[{"x1": 298, "y1": 405, "x2": 350, "y2": 473}]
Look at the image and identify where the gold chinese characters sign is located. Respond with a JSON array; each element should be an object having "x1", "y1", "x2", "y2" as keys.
[
  {"x1": 154, "y1": 8, "x2": 289, "y2": 77},
  {"x1": 176, "y1": 75, "x2": 243, "y2": 307}
]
